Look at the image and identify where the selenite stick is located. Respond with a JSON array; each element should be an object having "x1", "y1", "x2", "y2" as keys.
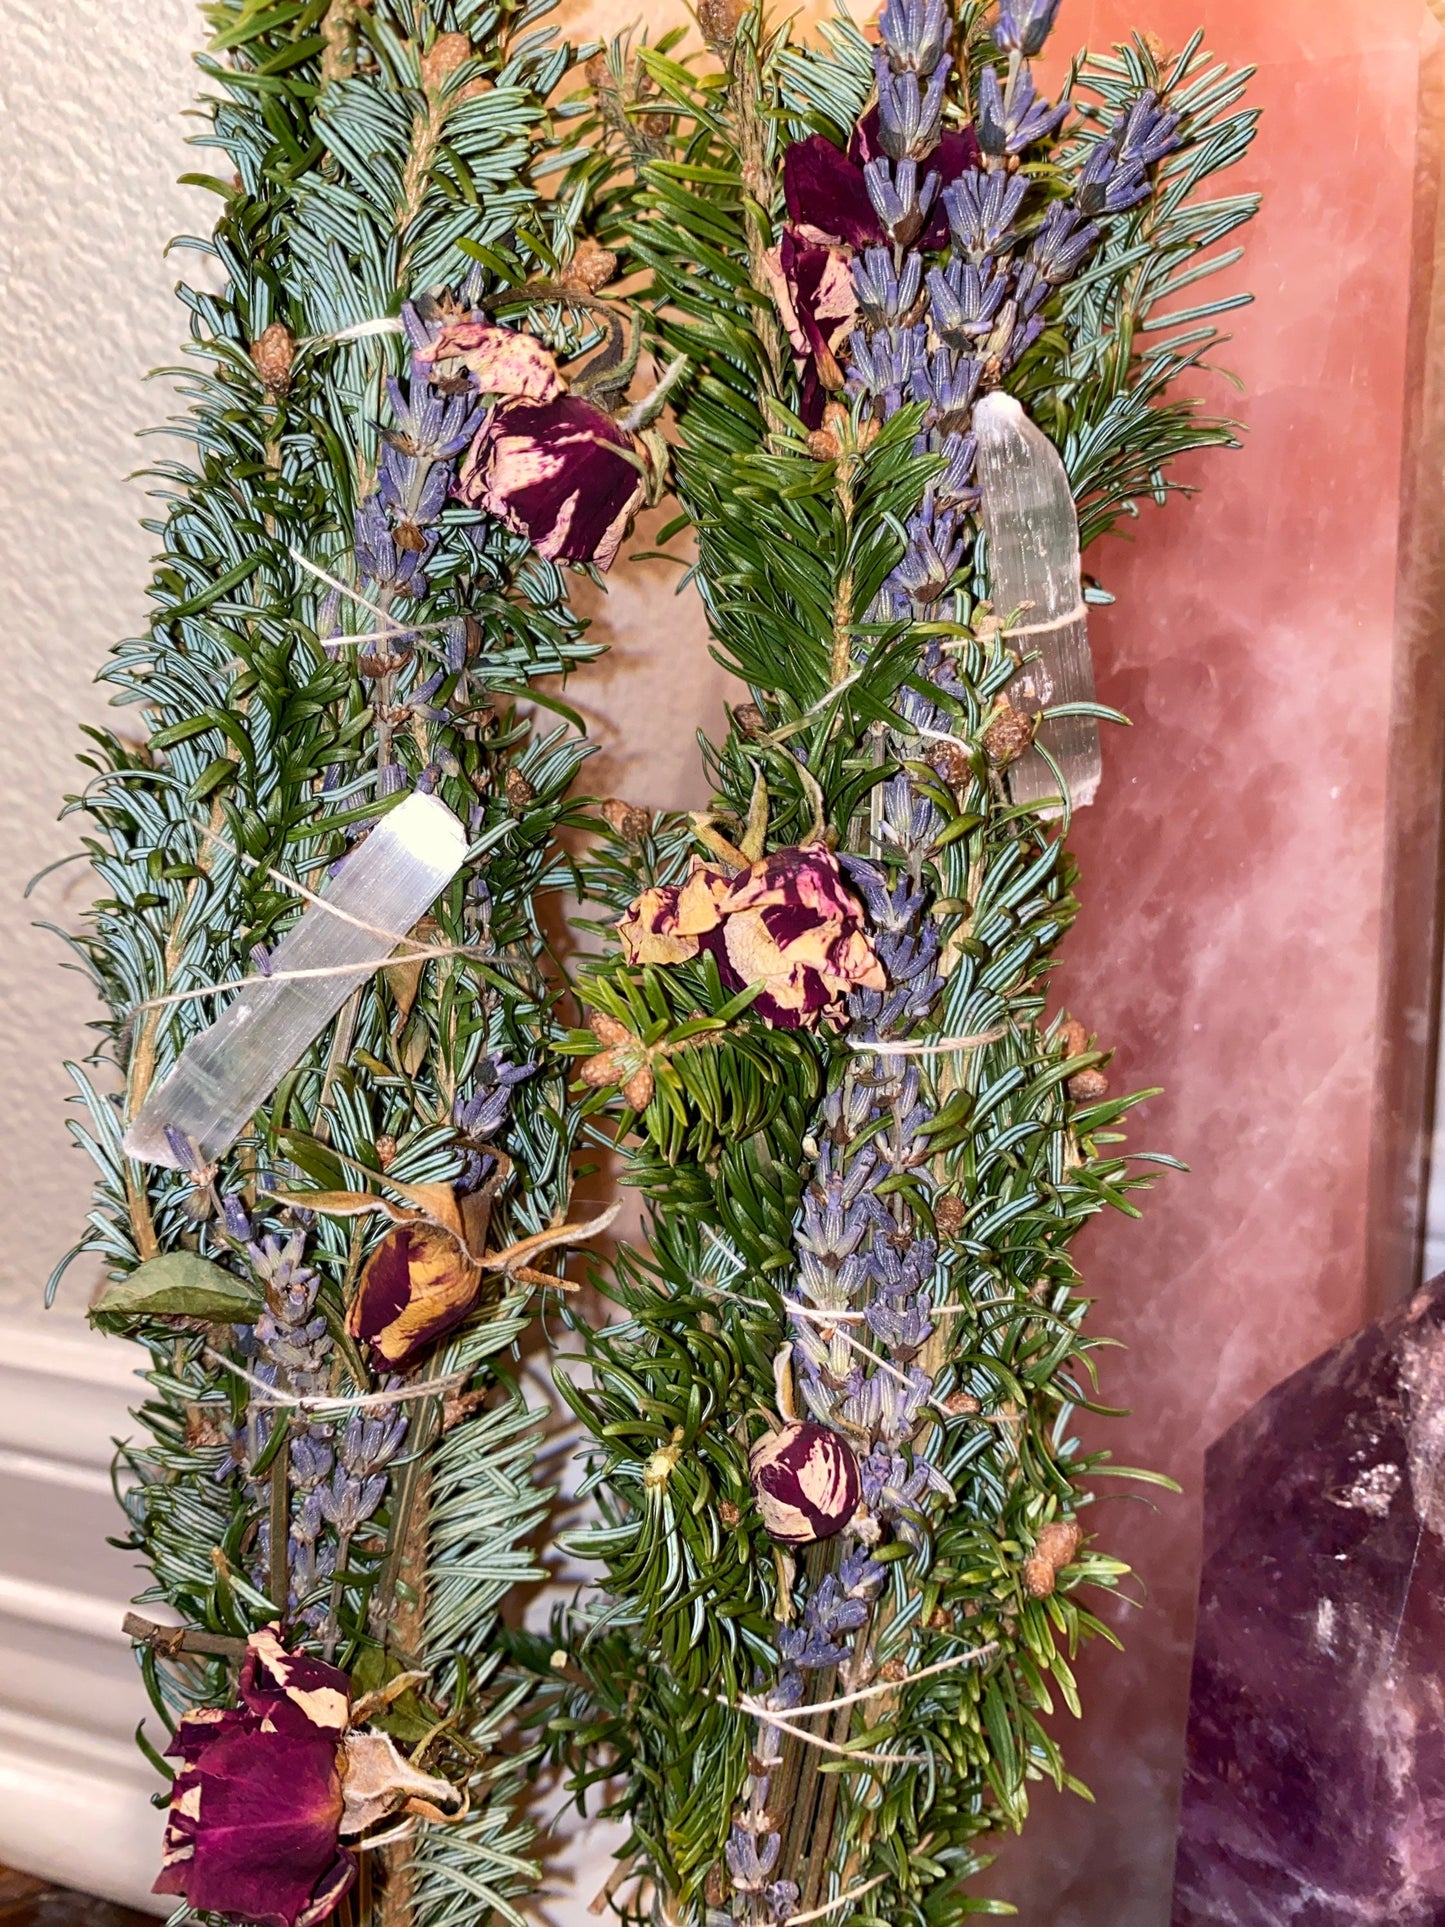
[
  {"x1": 973, "y1": 391, "x2": 1100, "y2": 810},
  {"x1": 124, "y1": 792, "x2": 467, "y2": 1170}
]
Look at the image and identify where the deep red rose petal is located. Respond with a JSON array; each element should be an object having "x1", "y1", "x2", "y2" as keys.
[
  {"x1": 172, "y1": 1726, "x2": 348, "y2": 1927},
  {"x1": 346, "y1": 1225, "x2": 418, "y2": 1349},
  {"x1": 783, "y1": 135, "x2": 884, "y2": 250}
]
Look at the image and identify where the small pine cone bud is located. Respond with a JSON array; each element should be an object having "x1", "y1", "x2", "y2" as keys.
[
  {"x1": 697, "y1": 0, "x2": 747, "y2": 51},
  {"x1": 622, "y1": 1065, "x2": 655, "y2": 1110},
  {"x1": 926, "y1": 738, "x2": 972, "y2": 788},
  {"x1": 1141, "y1": 29, "x2": 1171, "y2": 65},
  {"x1": 944, "y1": 1390, "x2": 980, "y2": 1416},
  {"x1": 504, "y1": 767, "x2": 535, "y2": 809},
  {"x1": 185, "y1": 1405, "x2": 230, "y2": 1449},
  {"x1": 589, "y1": 1011, "x2": 634, "y2": 1048},
  {"x1": 807, "y1": 427, "x2": 841, "y2": 461},
  {"x1": 562, "y1": 238, "x2": 618, "y2": 294},
  {"x1": 421, "y1": 32, "x2": 470, "y2": 91},
  {"x1": 250, "y1": 322, "x2": 295, "y2": 396},
  {"x1": 600, "y1": 797, "x2": 651, "y2": 843},
  {"x1": 1067, "y1": 1067, "x2": 1110, "y2": 1103},
  {"x1": 375, "y1": 1133, "x2": 398, "y2": 1170},
  {"x1": 934, "y1": 1194, "x2": 966, "y2": 1238},
  {"x1": 927, "y1": 1605, "x2": 956, "y2": 1632},
  {"x1": 441, "y1": 1385, "x2": 487, "y2": 1433},
  {"x1": 982, "y1": 698, "x2": 1034, "y2": 767},
  {"x1": 1024, "y1": 1519, "x2": 1083, "y2": 1598},
  {"x1": 733, "y1": 703, "x2": 765, "y2": 740},
  {"x1": 718, "y1": 1500, "x2": 741, "y2": 1527},
  {"x1": 1057, "y1": 1017, "x2": 1089, "y2": 1058},
  {"x1": 579, "y1": 1048, "x2": 624, "y2": 1089},
  {"x1": 878, "y1": 1658, "x2": 908, "y2": 1685},
  {"x1": 583, "y1": 52, "x2": 612, "y2": 89},
  {"x1": 640, "y1": 112, "x2": 671, "y2": 141}
]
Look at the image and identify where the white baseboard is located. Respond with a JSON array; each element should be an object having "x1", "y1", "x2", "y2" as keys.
[{"x1": 0, "y1": 1318, "x2": 169, "y2": 1910}]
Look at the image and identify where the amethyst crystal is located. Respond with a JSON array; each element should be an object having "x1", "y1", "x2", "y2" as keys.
[{"x1": 1172, "y1": 1274, "x2": 1445, "y2": 1927}]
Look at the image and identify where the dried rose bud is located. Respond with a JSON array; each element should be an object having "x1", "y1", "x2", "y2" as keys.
[
  {"x1": 807, "y1": 427, "x2": 841, "y2": 461},
  {"x1": 600, "y1": 797, "x2": 652, "y2": 843},
  {"x1": 347, "y1": 1222, "x2": 483, "y2": 1370},
  {"x1": 154, "y1": 1627, "x2": 354, "y2": 1924},
  {"x1": 1023, "y1": 1518, "x2": 1083, "y2": 1599},
  {"x1": 926, "y1": 738, "x2": 972, "y2": 789},
  {"x1": 982, "y1": 697, "x2": 1035, "y2": 767},
  {"x1": 749, "y1": 1420, "x2": 861, "y2": 1544},
  {"x1": 249, "y1": 321, "x2": 295, "y2": 397},
  {"x1": 562, "y1": 238, "x2": 619, "y2": 294},
  {"x1": 1067, "y1": 1066, "x2": 1110, "y2": 1103},
  {"x1": 697, "y1": 0, "x2": 747, "y2": 51},
  {"x1": 505, "y1": 767, "x2": 536, "y2": 809},
  {"x1": 1057, "y1": 1017, "x2": 1089, "y2": 1058}
]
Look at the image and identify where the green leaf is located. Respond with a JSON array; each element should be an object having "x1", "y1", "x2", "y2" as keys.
[{"x1": 90, "y1": 1252, "x2": 261, "y2": 1328}]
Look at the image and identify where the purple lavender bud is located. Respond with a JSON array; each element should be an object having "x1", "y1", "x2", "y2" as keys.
[
  {"x1": 290, "y1": 1432, "x2": 334, "y2": 1488},
  {"x1": 415, "y1": 763, "x2": 440, "y2": 794},
  {"x1": 976, "y1": 62, "x2": 1069, "y2": 156},
  {"x1": 890, "y1": 501, "x2": 965, "y2": 604},
  {"x1": 1117, "y1": 90, "x2": 1182, "y2": 168},
  {"x1": 444, "y1": 617, "x2": 470, "y2": 674},
  {"x1": 847, "y1": 322, "x2": 927, "y2": 400},
  {"x1": 942, "y1": 168, "x2": 1027, "y2": 258},
  {"x1": 853, "y1": 247, "x2": 923, "y2": 326},
  {"x1": 993, "y1": 0, "x2": 1063, "y2": 57},
  {"x1": 873, "y1": 50, "x2": 952, "y2": 162},
  {"x1": 876, "y1": 0, "x2": 949, "y2": 73},
  {"x1": 863, "y1": 155, "x2": 939, "y2": 250},
  {"x1": 250, "y1": 942, "x2": 273, "y2": 978},
  {"x1": 164, "y1": 1127, "x2": 196, "y2": 1170},
  {"x1": 1031, "y1": 201, "x2": 1102, "y2": 283},
  {"x1": 927, "y1": 428, "x2": 980, "y2": 508},
  {"x1": 376, "y1": 763, "x2": 408, "y2": 797},
  {"x1": 221, "y1": 1193, "x2": 252, "y2": 1241},
  {"x1": 910, "y1": 347, "x2": 983, "y2": 432},
  {"x1": 926, "y1": 256, "x2": 1009, "y2": 346}
]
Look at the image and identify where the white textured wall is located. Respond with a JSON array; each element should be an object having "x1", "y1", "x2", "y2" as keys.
[{"x1": 0, "y1": 0, "x2": 210, "y2": 1322}]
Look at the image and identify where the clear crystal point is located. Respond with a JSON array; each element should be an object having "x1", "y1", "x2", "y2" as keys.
[
  {"x1": 125, "y1": 792, "x2": 468, "y2": 1170},
  {"x1": 973, "y1": 391, "x2": 1100, "y2": 811}
]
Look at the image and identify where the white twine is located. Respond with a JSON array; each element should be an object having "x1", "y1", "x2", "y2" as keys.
[
  {"x1": 288, "y1": 547, "x2": 416, "y2": 636},
  {"x1": 847, "y1": 1029, "x2": 1003, "y2": 1056},
  {"x1": 716, "y1": 1695, "x2": 928, "y2": 1768},
  {"x1": 206, "y1": 1351, "x2": 473, "y2": 1414},
  {"x1": 752, "y1": 1641, "x2": 999, "y2": 1724},
  {"x1": 783, "y1": 1876, "x2": 890, "y2": 1926},
  {"x1": 1004, "y1": 600, "x2": 1086, "y2": 640},
  {"x1": 299, "y1": 316, "x2": 407, "y2": 348},
  {"x1": 132, "y1": 945, "x2": 488, "y2": 1016}
]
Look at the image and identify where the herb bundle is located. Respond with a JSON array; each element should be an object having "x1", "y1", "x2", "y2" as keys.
[
  {"x1": 53, "y1": 3, "x2": 654, "y2": 1922},
  {"x1": 526, "y1": 5, "x2": 1259, "y2": 1924}
]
